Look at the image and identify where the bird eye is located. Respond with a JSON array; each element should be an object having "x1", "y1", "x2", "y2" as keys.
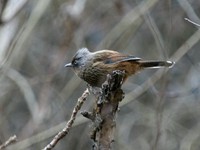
[
  {"x1": 73, "y1": 60, "x2": 77, "y2": 65},
  {"x1": 72, "y1": 60, "x2": 77, "y2": 65},
  {"x1": 72, "y1": 57, "x2": 81, "y2": 66}
]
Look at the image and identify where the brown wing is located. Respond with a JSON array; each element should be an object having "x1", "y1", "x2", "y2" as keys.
[
  {"x1": 104, "y1": 55, "x2": 141, "y2": 64},
  {"x1": 94, "y1": 50, "x2": 140, "y2": 64}
]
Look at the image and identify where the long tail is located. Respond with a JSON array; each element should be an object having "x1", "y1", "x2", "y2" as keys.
[{"x1": 138, "y1": 60, "x2": 175, "y2": 68}]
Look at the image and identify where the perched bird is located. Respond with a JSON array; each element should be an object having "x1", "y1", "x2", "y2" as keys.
[{"x1": 65, "y1": 48, "x2": 174, "y2": 87}]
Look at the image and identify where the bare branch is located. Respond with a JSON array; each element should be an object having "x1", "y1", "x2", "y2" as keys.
[
  {"x1": 43, "y1": 88, "x2": 89, "y2": 150},
  {"x1": 0, "y1": 135, "x2": 17, "y2": 150},
  {"x1": 185, "y1": 17, "x2": 200, "y2": 27},
  {"x1": 85, "y1": 70, "x2": 125, "y2": 150}
]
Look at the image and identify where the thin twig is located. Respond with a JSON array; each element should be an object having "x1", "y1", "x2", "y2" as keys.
[
  {"x1": 0, "y1": 135, "x2": 17, "y2": 150},
  {"x1": 177, "y1": 0, "x2": 200, "y2": 26},
  {"x1": 43, "y1": 88, "x2": 89, "y2": 150},
  {"x1": 185, "y1": 18, "x2": 200, "y2": 27}
]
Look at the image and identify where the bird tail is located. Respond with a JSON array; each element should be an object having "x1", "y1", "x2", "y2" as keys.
[{"x1": 138, "y1": 60, "x2": 174, "y2": 68}]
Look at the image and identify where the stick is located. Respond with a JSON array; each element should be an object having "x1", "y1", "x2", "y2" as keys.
[{"x1": 43, "y1": 88, "x2": 89, "y2": 150}]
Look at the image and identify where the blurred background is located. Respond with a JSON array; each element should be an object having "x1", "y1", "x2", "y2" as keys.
[{"x1": 0, "y1": 0, "x2": 200, "y2": 149}]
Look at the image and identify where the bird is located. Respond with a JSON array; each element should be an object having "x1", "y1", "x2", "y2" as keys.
[{"x1": 65, "y1": 48, "x2": 174, "y2": 87}]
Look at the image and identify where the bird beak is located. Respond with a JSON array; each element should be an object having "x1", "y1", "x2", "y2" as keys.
[{"x1": 65, "y1": 63, "x2": 73, "y2": 67}]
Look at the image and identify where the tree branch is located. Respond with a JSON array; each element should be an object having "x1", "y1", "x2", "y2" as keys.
[
  {"x1": 0, "y1": 135, "x2": 17, "y2": 150},
  {"x1": 83, "y1": 70, "x2": 125, "y2": 150},
  {"x1": 43, "y1": 88, "x2": 89, "y2": 150}
]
